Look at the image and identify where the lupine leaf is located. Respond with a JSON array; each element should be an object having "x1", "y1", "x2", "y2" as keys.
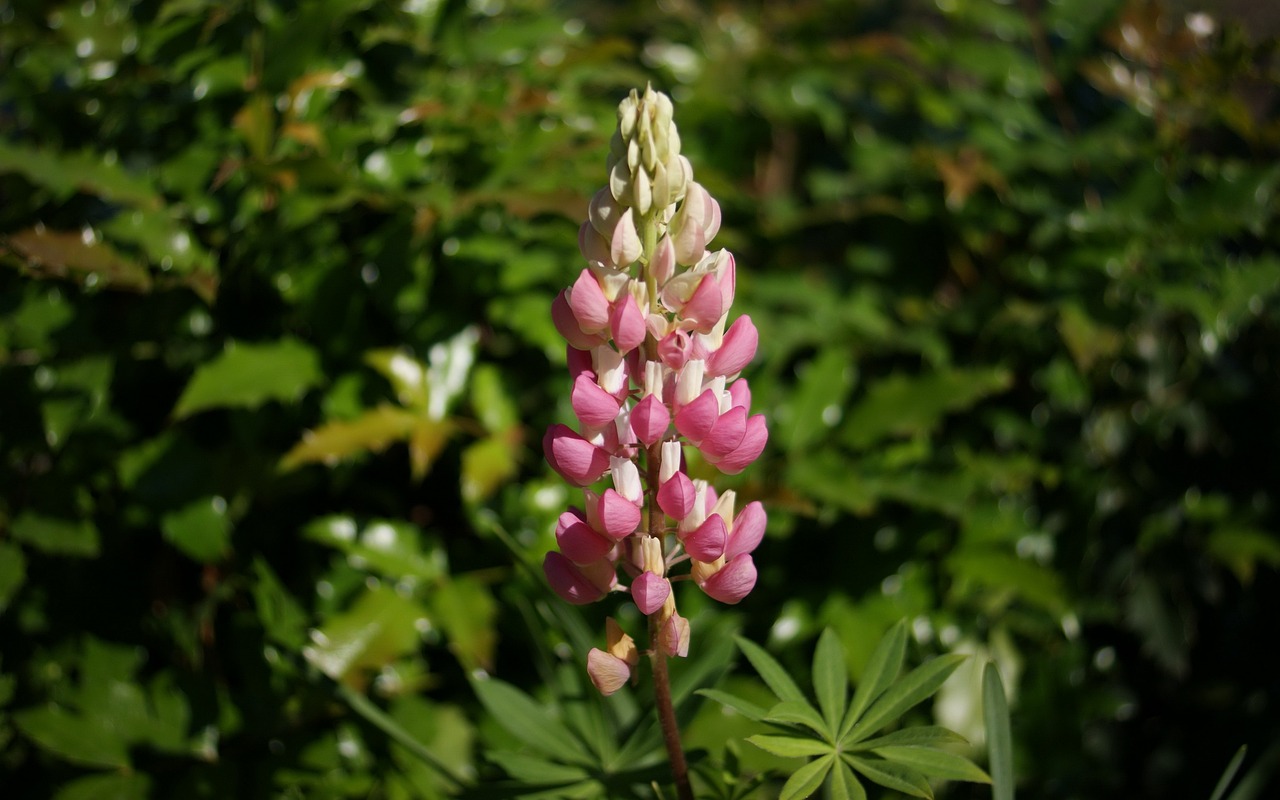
[
  {"x1": 844, "y1": 755, "x2": 934, "y2": 799},
  {"x1": 845, "y1": 654, "x2": 966, "y2": 743},
  {"x1": 848, "y1": 726, "x2": 968, "y2": 751},
  {"x1": 696, "y1": 688, "x2": 768, "y2": 722},
  {"x1": 747, "y1": 734, "x2": 833, "y2": 758},
  {"x1": 984, "y1": 661, "x2": 1015, "y2": 800},
  {"x1": 842, "y1": 620, "x2": 907, "y2": 739},
  {"x1": 766, "y1": 700, "x2": 830, "y2": 738},
  {"x1": 828, "y1": 757, "x2": 867, "y2": 800},
  {"x1": 873, "y1": 745, "x2": 991, "y2": 782},
  {"x1": 779, "y1": 754, "x2": 835, "y2": 800},
  {"x1": 813, "y1": 628, "x2": 848, "y2": 733},
  {"x1": 735, "y1": 636, "x2": 808, "y2": 704},
  {"x1": 470, "y1": 677, "x2": 588, "y2": 766}
]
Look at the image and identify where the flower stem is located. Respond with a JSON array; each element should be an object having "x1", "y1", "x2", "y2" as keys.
[{"x1": 650, "y1": 622, "x2": 693, "y2": 800}]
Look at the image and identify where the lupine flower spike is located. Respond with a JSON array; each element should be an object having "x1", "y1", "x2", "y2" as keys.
[{"x1": 542, "y1": 85, "x2": 768, "y2": 696}]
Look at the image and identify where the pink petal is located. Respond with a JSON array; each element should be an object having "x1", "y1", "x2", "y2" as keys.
[
  {"x1": 715, "y1": 251, "x2": 736, "y2": 310},
  {"x1": 726, "y1": 501, "x2": 767, "y2": 560},
  {"x1": 630, "y1": 571, "x2": 671, "y2": 615},
  {"x1": 594, "y1": 488, "x2": 642, "y2": 540},
  {"x1": 728, "y1": 377, "x2": 752, "y2": 411},
  {"x1": 568, "y1": 269, "x2": 610, "y2": 332},
  {"x1": 552, "y1": 290, "x2": 605, "y2": 350},
  {"x1": 699, "y1": 554, "x2": 757, "y2": 605},
  {"x1": 700, "y1": 406, "x2": 747, "y2": 460},
  {"x1": 578, "y1": 221, "x2": 611, "y2": 267},
  {"x1": 586, "y1": 648, "x2": 631, "y2": 695},
  {"x1": 556, "y1": 509, "x2": 614, "y2": 564},
  {"x1": 630, "y1": 394, "x2": 670, "y2": 447},
  {"x1": 674, "y1": 389, "x2": 718, "y2": 444},
  {"x1": 656, "y1": 471, "x2": 695, "y2": 520},
  {"x1": 708, "y1": 414, "x2": 767, "y2": 474},
  {"x1": 544, "y1": 424, "x2": 611, "y2": 487},
  {"x1": 566, "y1": 346, "x2": 594, "y2": 381},
  {"x1": 651, "y1": 235, "x2": 675, "y2": 286},
  {"x1": 680, "y1": 273, "x2": 726, "y2": 333},
  {"x1": 658, "y1": 330, "x2": 691, "y2": 370},
  {"x1": 681, "y1": 514, "x2": 727, "y2": 562},
  {"x1": 543, "y1": 551, "x2": 613, "y2": 605},
  {"x1": 707, "y1": 315, "x2": 758, "y2": 377},
  {"x1": 609, "y1": 293, "x2": 646, "y2": 354},
  {"x1": 571, "y1": 373, "x2": 623, "y2": 430}
]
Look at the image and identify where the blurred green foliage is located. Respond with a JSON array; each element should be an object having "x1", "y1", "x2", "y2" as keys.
[{"x1": 2, "y1": 0, "x2": 1279, "y2": 797}]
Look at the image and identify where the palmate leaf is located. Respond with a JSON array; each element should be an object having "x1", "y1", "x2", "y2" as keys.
[
  {"x1": 872, "y1": 745, "x2": 991, "y2": 783},
  {"x1": 844, "y1": 754, "x2": 934, "y2": 799},
  {"x1": 779, "y1": 754, "x2": 834, "y2": 800},
  {"x1": 848, "y1": 726, "x2": 967, "y2": 751},
  {"x1": 844, "y1": 654, "x2": 967, "y2": 744},
  {"x1": 983, "y1": 662, "x2": 1015, "y2": 800},
  {"x1": 470, "y1": 677, "x2": 589, "y2": 767},
  {"x1": 828, "y1": 758, "x2": 868, "y2": 800},
  {"x1": 764, "y1": 700, "x2": 830, "y2": 738},
  {"x1": 695, "y1": 689, "x2": 767, "y2": 722},
  {"x1": 747, "y1": 735, "x2": 834, "y2": 758},
  {"x1": 813, "y1": 629, "x2": 848, "y2": 732},
  {"x1": 734, "y1": 636, "x2": 807, "y2": 704},
  {"x1": 841, "y1": 620, "x2": 907, "y2": 739}
]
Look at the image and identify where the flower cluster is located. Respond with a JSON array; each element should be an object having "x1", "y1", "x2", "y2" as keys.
[{"x1": 542, "y1": 86, "x2": 767, "y2": 695}]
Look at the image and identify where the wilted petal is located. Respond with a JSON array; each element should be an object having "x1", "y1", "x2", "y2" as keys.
[
  {"x1": 544, "y1": 424, "x2": 611, "y2": 487},
  {"x1": 682, "y1": 513, "x2": 727, "y2": 562},
  {"x1": 657, "y1": 470, "x2": 695, "y2": 520},
  {"x1": 726, "y1": 501, "x2": 767, "y2": 560},
  {"x1": 708, "y1": 414, "x2": 767, "y2": 474},
  {"x1": 595, "y1": 488, "x2": 642, "y2": 540},
  {"x1": 674, "y1": 388, "x2": 719, "y2": 444},
  {"x1": 572, "y1": 373, "x2": 623, "y2": 430},
  {"x1": 544, "y1": 551, "x2": 613, "y2": 605},
  {"x1": 659, "y1": 613, "x2": 690, "y2": 657},
  {"x1": 698, "y1": 553, "x2": 757, "y2": 604},
  {"x1": 568, "y1": 269, "x2": 611, "y2": 333},
  {"x1": 631, "y1": 571, "x2": 671, "y2": 615},
  {"x1": 610, "y1": 293, "x2": 646, "y2": 353},
  {"x1": 630, "y1": 394, "x2": 670, "y2": 447},
  {"x1": 707, "y1": 315, "x2": 758, "y2": 378},
  {"x1": 587, "y1": 648, "x2": 631, "y2": 695},
  {"x1": 556, "y1": 509, "x2": 613, "y2": 564}
]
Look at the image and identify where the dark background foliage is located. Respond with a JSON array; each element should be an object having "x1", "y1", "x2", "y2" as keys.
[{"x1": 2, "y1": 0, "x2": 1278, "y2": 797}]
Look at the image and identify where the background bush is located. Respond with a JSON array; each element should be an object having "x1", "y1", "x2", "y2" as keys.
[{"x1": 2, "y1": 0, "x2": 1278, "y2": 797}]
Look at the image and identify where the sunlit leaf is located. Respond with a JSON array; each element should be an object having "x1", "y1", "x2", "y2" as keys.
[
  {"x1": 431, "y1": 574, "x2": 498, "y2": 672},
  {"x1": 10, "y1": 513, "x2": 100, "y2": 558},
  {"x1": 280, "y1": 405, "x2": 427, "y2": 471},
  {"x1": 174, "y1": 338, "x2": 322, "y2": 418},
  {"x1": 4, "y1": 228, "x2": 152, "y2": 292},
  {"x1": 303, "y1": 586, "x2": 429, "y2": 684},
  {"x1": 160, "y1": 496, "x2": 232, "y2": 562}
]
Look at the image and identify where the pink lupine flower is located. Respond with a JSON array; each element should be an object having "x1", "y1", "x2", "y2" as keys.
[
  {"x1": 544, "y1": 424, "x2": 611, "y2": 487},
  {"x1": 631, "y1": 571, "x2": 671, "y2": 615},
  {"x1": 555, "y1": 508, "x2": 614, "y2": 564},
  {"x1": 544, "y1": 551, "x2": 616, "y2": 604},
  {"x1": 543, "y1": 86, "x2": 767, "y2": 692},
  {"x1": 696, "y1": 553, "x2": 757, "y2": 604}
]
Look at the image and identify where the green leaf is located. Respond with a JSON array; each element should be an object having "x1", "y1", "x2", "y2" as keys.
[
  {"x1": 1209, "y1": 745, "x2": 1247, "y2": 800},
  {"x1": 766, "y1": 700, "x2": 830, "y2": 738},
  {"x1": 695, "y1": 688, "x2": 768, "y2": 722},
  {"x1": 14, "y1": 704, "x2": 131, "y2": 769},
  {"x1": 10, "y1": 513, "x2": 100, "y2": 558},
  {"x1": 486, "y1": 750, "x2": 591, "y2": 784},
  {"x1": 848, "y1": 726, "x2": 968, "y2": 751},
  {"x1": 842, "y1": 620, "x2": 906, "y2": 739},
  {"x1": 424, "y1": 326, "x2": 480, "y2": 421},
  {"x1": 279, "y1": 404, "x2": 426, "y2": 471},
  {"x1": 304, "y1": 516, "x2": 447, "y2": 583},
  {"x1": 845, "y1": 654, "x2": 967, "y2": 743},
  {"x1": 470, "y1": 677, "x2": 588, "y2": 766},
  {"x1": 173, "y1": 338, "x2": 322, "y2": 418},
  {"x1": 813, "y1": 629, "x2": 848, "y2": 734},
  {"x1": 873, "y1": 745, "x2": 991, "y2": 783},
  {"x1": 828, "y1": 758, "x2": 867, "y2": 800},
  {"x1": 844, "y1": 755, "x2": 934, "y2": 799},
  {"x1": 160, "y1": 496, "x2": 231, "y2": 562},
  {"x1": 779, "y1": 754, "x2": 834, "y2": 800},
  {"x1": 5, "y1": 228, "x2": 152, "y2": 291},
  {"x1": 252, "y1": 558, "x2": 309, "y2": 648},
  {"x1": 0, "y1": 541, "x2": 27, "y2": 612},
  {"x1": 52, "y1": 773, "x2": 151, "y2": 800},
  {"x1": 746, "y1": 734, "x2": 833, "y2": 758},
  {"x1": 735, "y1": 636, "x2": 808, "y2": 704},
  {"x1": 781, "y1": 347, "x2": 855, "y2": 452},
  {"x1": 842, "y1": 367, "x2": 1012, "y2": 449},
  {"x1": 948, "y1": 550, "x2": 1069, "y2": 614},
  {"x1": 365, "y1": 349, "x2": 430, "y2": 410},
  {"x1": 303, "y1": 586, "x2": 429, "y2": 682},
  {"x1": 431, "y1": 574, "x2": 498, "y2": 672},
  {"x1": 983, "y1": 662, "x2": 1015, "y2": 800},
  {"x1": 461, "y1": 433, "x2": 520, "y2": 503}
]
